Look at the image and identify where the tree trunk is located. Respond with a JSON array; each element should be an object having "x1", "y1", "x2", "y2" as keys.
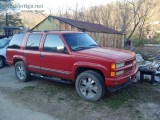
[
  {"x1": 138, "y1": 18, "x2": 146, "y2": 40},
  {"x1": 6, "y1": 13, "x2": 9, "y2": 26},
  {"x1": 127, "y1": 22, "x2": 139, "y2": 40}
]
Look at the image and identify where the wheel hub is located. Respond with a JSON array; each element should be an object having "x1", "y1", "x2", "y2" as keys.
[
  {"x1": 17, "y1": 65, "x2": 25, "y2": 79},
  {"x1": 80, "y1": 77, "x2": 98, "y2": 98}
]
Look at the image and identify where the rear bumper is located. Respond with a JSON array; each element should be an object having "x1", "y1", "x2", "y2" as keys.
[{"x1": 105, "y1": 66, "x2": 138, "y2": 88}]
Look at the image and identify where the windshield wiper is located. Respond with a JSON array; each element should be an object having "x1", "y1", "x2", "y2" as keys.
[
  {"x1": 73, "y1": 46, "x2": 90, "y2": 51},
  {"x1": 73, "y1": 44, "x2": 99, "y2": 51},
  {"x1": 89, "y1": 44, "x2": 99, "y2": 47}
]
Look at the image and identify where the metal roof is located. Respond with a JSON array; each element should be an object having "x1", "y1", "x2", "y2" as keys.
[
  {"x1": 1, "y1": 26, "x2": 21, "y2": 30},
  {"x1": 29, "y1": 30, "x2": 83, "y2": 34},
  {"x1": 31, "y1": 16, "x2": 122, "y2": 34}
]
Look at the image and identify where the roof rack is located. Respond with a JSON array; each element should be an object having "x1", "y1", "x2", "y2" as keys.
[
  {"x1": 28, "y1": 30, "x2": 43, "y2": 32},
  {"x1": 28, "y1": 30, "x2": 69, "y2": 32}
]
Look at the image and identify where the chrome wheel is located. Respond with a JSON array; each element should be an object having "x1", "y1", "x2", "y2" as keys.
[
  {"x1": 76, "y1": 70, "x2": 105, "y2": 101},
  {"x1": 16, "y1": 64, "x2": 25, "y2": 80},
  {"x1": 79, "y1": 77, "x2": 98, "y2": 98},
  {"x1": 15, "y1": 61, "x2": 30, "y2": 82}
]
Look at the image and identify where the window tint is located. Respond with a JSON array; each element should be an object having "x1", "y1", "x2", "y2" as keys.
[
  {"x1": 43, "y1": 34, "x2": 64, "y2": 52},
  {"x1": 8, "y1": 33, "x2": 25, "y2": 49},
  {"x1": 26, "y1": 34, "x2": 42, "y2": 50},
  {"x1": 63, "y1": 33, "x2": 98, "y2": 51}
]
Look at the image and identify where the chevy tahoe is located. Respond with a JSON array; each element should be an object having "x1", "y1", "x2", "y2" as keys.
[{"x1": 7, "y1": 31, "x2": 137, "y2": 101}]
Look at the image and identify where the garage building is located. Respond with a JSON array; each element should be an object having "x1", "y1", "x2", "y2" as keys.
[{"x1": 31, "y1": 16, "x2": 123, "y2": 48}]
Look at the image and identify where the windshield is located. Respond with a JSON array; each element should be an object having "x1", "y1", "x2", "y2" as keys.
[
  {"x1": 0, "y1": 39, "x2": 10, "y2": 48},
  {"x1": 63, "y1": 33, "x2": 99, "y2": 51}
]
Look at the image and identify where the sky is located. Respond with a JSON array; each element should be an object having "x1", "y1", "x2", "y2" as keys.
[{"x1": 14, "y1": 0, "x2": 117, "y2": 13}]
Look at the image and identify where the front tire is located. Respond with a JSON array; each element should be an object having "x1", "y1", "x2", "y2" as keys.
[
  {"x1": 76, "y1": 70, "x2": 106, "y2": 101},
  {"x1": 15, "y1": 61, "x2": 30, "y2": 82}
]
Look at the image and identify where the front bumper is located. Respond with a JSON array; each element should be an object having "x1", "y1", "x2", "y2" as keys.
[{"x1": 105, "y1": 66, "x2": 138, "y2": 88}]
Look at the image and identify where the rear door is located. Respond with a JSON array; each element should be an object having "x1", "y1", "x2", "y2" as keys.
[
  {"x1": 40, "y1": 34, "x2": 72, "y2": 79},
  {"x1": 24, "y1": 34, "x2": 43, "y2": 73}
]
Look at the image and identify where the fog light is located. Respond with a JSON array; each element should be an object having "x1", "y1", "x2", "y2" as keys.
[
  {"x1": 116, "y1": 70, "x2": 124, "y2": 76},
  {"x1": 111, "y1": 72, "x2": 115, "y2": 77}
]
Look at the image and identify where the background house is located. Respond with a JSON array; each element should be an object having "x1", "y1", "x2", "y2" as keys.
[
  {"x1": 31, "y1": 16, "x2": 123, "y2": 48},
  {"x1": 0, "y1": 26, "x2": 26, "y2": 39},
  {"x1": 0, "y1": 26, "x2": 21, "y2": 39}
]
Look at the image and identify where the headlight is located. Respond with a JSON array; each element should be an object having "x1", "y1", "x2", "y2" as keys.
[
  {"x1": 116, "y1": 63, "x2": 125, "y2": 68},
  {"x1": 111, "y1": 62, "x2": 125, "y2": 69}
]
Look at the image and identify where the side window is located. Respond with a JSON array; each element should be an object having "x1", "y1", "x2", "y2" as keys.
[
  {"x1": 43, "y1": 34, "x2": 64, "y2": 52},
  {"x1": 26, "y1": 34, "x2": 42, "y2": 50},
  {"x1": 8, "y1": 33, "x2": 25, "y2": 49}
]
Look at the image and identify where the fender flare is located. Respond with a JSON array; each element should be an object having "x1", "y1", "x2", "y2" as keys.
[
  {"x1": 13, "y1": 55, "x2": 27, "y2": 66},
  {"x1": 71, "y1": 61, "x2": 108, "y2": 80}
]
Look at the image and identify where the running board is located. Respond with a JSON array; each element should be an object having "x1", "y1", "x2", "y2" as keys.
[{"x1": 31, "y1": 73, "x2": 74, "y2": 84}]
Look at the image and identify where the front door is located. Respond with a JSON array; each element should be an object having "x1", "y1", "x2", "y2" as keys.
[{"x1": 40, "y1": 34, "x2": 72, "y2": 79}]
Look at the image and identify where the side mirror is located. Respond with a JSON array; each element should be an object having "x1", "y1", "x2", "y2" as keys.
[{"x1": 57, "y1": 46, "x2": 65, "y2": 52}]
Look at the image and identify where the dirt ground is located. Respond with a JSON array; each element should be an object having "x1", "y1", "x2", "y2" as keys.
[{"x1": 0, "y1": 66, "x2": 160, "y2": 120}]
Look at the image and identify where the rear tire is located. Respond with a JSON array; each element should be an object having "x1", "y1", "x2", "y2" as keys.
[
  {"x1": 15, "y1": 61, "x2": 30, "y2": 82},
  {"x1": 76, "y1": 70, "x2": 106, "y2": 101},
  {"x1": 0, "y1": 57, "x2": 5, "y2": 68}
]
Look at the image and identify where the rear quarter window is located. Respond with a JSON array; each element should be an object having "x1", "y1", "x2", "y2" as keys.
[
  {"x1": 8, "y1": 33, "x2": 25, "y2": 49},
  {"x1": 25, "y1": 34, "x2": 42, "y2": 51}
]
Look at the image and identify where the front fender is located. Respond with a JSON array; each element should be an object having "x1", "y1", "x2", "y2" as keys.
[{"x1": 71, "y1": 61, "x2": 108, "y2": 80}]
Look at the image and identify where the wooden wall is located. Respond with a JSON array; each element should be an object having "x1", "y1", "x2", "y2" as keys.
[{"x1": 32, "y1": 18, "x2": 123, "y2": 48}]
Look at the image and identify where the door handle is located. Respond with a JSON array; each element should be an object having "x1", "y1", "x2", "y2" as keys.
[{"x1": 40, "y1": 54, "x2": 45, "y2": 58}]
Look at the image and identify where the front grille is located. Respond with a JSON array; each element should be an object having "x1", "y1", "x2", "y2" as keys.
[
  {"x1": 125, "y1": 59, "x2": 134, "y2": 66},
  {"x1": 125, "y1": 67, "x2": 132, "y2": 73},
  {"x1": 124, "y1": 57, "x2": 136, "y2": 73}
]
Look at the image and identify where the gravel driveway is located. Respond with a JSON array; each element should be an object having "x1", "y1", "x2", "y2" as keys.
[
  {"x1": 0, "y1": 93, "x2": 57, "y2": 120},
  {"x1": 0, "y1": 66, "x2": 160, "y2": 120},
  {"x1": 0, "y1": 67, "x2": 57, "y2": 120}
]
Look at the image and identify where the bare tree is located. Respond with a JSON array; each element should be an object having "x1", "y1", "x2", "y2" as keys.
[
  {"x1": 53, "y1": 0, "x2": 157, "y2": 41},
  {"x1": 116, "y1": 1, "x2": 131, "y2": 39},
  {"x1": 138, "y1": 0, "x2": 156, "y2": 40},
  {"x1": 123, "y1": 0, "x2": 143, "y2": 40}
]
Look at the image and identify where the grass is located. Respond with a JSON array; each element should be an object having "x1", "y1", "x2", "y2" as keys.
[
  {"x1": 131, "y1": 34, "x2": 160, "y2": 47},
  {"x1": 19, "y1": 81, "x2": 160, "y2": 111},
  {"x1": 105, "y1": 86, "x2": 140, "y2": 110},
  {"x1": 85, "y1": 83, "x2": 159, "y2": 110},
  {"x1": 132, "y1": 38, "x2": 148, "y2": 47},
  {"x1": 51, "y1": 84, "x2": 141, "y2": 110},
  {"x1": 154, "y1": 33, "x2": 160, "y2": 42},
  {"x1": 21, "y1": 86, "x2": 36, "y2": 91}
]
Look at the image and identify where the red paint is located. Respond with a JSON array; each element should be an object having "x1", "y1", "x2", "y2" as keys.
[{"x1": 7, "y1": 31, "x2": 137, "y2": 89}]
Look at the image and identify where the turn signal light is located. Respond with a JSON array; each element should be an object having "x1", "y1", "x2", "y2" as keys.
[{"x1": 111, "y1": 64, "x2": 116, "y2": 69}]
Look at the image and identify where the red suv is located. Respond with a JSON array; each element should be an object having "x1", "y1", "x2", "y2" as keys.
[{"x1": 7, "y1": 31, "x2": 137, "y2": 101}]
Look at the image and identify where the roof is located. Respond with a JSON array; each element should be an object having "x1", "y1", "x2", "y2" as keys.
[
  {"x1": 29, "y1": 30, "x2": 83, "y2": 34},
  {"x1": 1, "y1": 26, "x2": 21, "y2": 30},
  {"x1": 31, "y1": 16, "x2": 122, "y2": 34}
]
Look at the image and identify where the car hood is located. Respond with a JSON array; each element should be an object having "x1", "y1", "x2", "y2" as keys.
[{"x1": 75, "y1": 47, "x2": 135, "y2": 62}]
